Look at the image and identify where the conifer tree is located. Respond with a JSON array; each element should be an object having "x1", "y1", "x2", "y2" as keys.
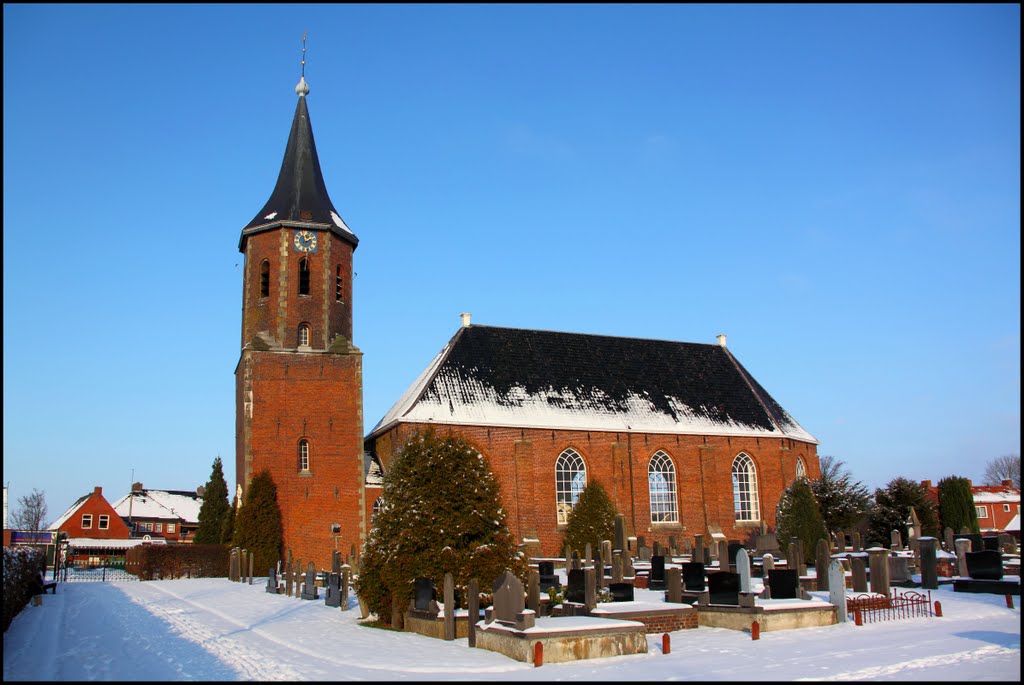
[
  {"x1": 355, "y1": 429, "x2": 526, "y2": 626},
  {"x1": 221, "y1": 494, "x2": 238, "y2": 545},
  {"x1": 232, "y1": 470, "x2": 283, "y2": 576},
  {"x1": 866, "y1": 476, "x2": 939, "y2": 546},
  {"x1": 194, "y1": 457, "x2": 230, "y2": 544},
  {"x1": 809, "y1": 455, "x2": 873, "y2": 531},
  {"x1": 936, "y1": 475, "x2": 980, "y2": 535},
  {"x1": 774, "y1": 477, "x2": 828, "y2": 564},
  {"x1": 562, "y1": 480, "x2": 617, "y2": 555}
]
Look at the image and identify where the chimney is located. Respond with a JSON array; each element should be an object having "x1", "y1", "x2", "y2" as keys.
[
  {"x1": 920, "y1": 480, "x2": 932, "y2": 490},
  {"x1": 93, "y1": 486, "x2": 102, "y2": 496},
  {"x1": 716, "y1": 333, "x2": 727, "y2": 347},
  {"x1": 1001, "y1": 479, "x2": 1014, "y2": 488},
  {"x1": 196, "y1": 485, "x2": 205, "y2": 497},
  {"x1": 132, "y1": 482, "x2": 143, "y2": 492},
  {"x1": 460, "y1": 312, "x2": 472, "y2": 328}
]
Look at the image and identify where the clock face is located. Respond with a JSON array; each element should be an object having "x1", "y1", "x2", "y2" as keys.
[{"x1": 293, "y1": 230, "x2": 318, "y2": 253}]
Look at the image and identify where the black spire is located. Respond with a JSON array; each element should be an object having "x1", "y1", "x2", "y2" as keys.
[{"x1": 239, "y1": 80, "x2": 358, "y2": 251}]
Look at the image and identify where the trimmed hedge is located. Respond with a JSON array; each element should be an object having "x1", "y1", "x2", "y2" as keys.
[
  {"x1": 3, "y1": 546, "x2": 45, "y2": 633},
  {"x1": 125, "y1": 544, "x2": 229, "y2": 580}
]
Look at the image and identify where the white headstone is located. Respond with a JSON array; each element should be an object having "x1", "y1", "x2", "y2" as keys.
[
  {"x1": 828, "y1": 559, "x2": 847, "y2": 623},
  {"x1": 736, "y1": 548, "x2": 752, "y2": 593},
  {"x1": 954, "y1": 538, "x2": 971, "y2": 578},
  {"x1": 762, "y1": 552, "x2": 775, "y2": 573}
]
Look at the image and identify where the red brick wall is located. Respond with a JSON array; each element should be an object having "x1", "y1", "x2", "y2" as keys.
[
  {"x1": 370, "y1": 423, "x2": 818, "y2": 557},
  {"x1": 57, "y1": 487, "x2": 132, "y2": 539}
]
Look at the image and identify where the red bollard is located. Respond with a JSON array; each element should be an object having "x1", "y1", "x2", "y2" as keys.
[
  {"x1": 1006, "y1": 595, "x2": 1014, "y2": 610},
  {"x1": 751, "y1": 620, "x2": 760, "y2": 640},
  {"x1": 533, "y1": 641, "x2": 543, "y2": 668},
  {"x1": 934, "y1": 601, "x2": 943, "y2": 617},
  {"x1": 854, "y1": 609, "x2": 862, "y2": 626},
  {"x1": 662, "y1": 633, "x2": 671, "y2": 654}
]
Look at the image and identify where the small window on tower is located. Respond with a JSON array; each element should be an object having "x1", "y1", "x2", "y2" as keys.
[
  {"x1": 335, "y1": 265, "x2": 343, "y2": 302},
  {"x1": 299, "y1": 258, "x2": 310, "y2": 296},
  {"x1": 298, "y1": 324, "x2": 310, "y2": 347},
  {"x1": 259, "y1": 260, "x2": 270, "y2": 298},
  {"x1": 299, "y1": 440, "x2": 310, "y2": 472}
]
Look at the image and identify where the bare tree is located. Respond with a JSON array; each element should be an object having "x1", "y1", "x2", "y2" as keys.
[
  {"x1": 983, "y1": 454, "x2": 1020, "y2": 489},
  {"x1": 11, "y1": 488, "x2": 49, "y2": 531}
]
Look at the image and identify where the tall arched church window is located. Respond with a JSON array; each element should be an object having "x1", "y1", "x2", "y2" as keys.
[
  {"x1": 732, "y1": 452, "x2": 761, "y2": 521},
  {"x1": 555, "y1": 448, "x2": 587, "y2": 525},
  {"x1": 259, "y1": 260, "x2": 270, "y2": 298},
  {"x1": 298, "y1": 258, "x2": 310, "y2": 296},
  {"x1": 299, "y1": 439, "x2": 310, "y2": 472},
  {"x1": 648, "y1": 450, "x2": 679, "y2": 523},
  {"x1": 795, "y1": 457, "x2": 807, "y2": 481},
  {"x1": 372, "y1": 497, "x2": 384, "y2": 522}
]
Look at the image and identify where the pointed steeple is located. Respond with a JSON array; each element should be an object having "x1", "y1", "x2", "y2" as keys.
[{"x1": 239, "y1": 75, "x2": 358, "y2": 251}]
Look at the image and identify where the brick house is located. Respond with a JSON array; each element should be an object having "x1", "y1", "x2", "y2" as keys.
[
  {"x1": 110, "y1": 483, "x2": 202, "y2": 542},
  {"x1": 48, "y1": 486, "x2": 137, "y2": 567},
  {"x1": 920, "y1": 478, "x2": 1020, "y2": 536},
  {"x1": 366, "y1": 322, "x2": 820, "y2": 557}
]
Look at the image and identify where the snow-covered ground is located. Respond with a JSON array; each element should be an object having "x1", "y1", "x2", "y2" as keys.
[{"x1": 3, "y1": 576, "x2": 1019, "y2": 681}]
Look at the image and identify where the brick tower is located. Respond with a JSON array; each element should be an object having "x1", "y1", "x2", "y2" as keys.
[{"x1": 235, "y1": 72, "x2": 365, "y2": 569}]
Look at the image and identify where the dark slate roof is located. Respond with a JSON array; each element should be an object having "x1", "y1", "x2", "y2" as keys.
[
  {"x1": 368, "y1": 325, "x2": 816, "y2": 443},
  {"x1": 239, "y1": 92, "x2": 357, "y2": 252}
]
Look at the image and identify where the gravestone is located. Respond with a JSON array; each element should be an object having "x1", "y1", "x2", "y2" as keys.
[
  {"x1": 955, "y1": 533, "x2": 983, "y2": 553},
  {"x1": 650, "y1": 555, "x2": 666, "y2": 590},
  {"x1": 954, "y1": 538, "x2": 971, "y2": 577},
  {"x1": 284, "y1": 551, "x2": 293, "y2": 596},
  {"x1": 919, "y1": 537, "x2": 938, "y2": 590},
  {"x1": 762, "y1": 552, "x2": 775, "y2": 574},
  {"x1": 851, "y1": 556, "x2": 868, "y2": 592},
  {"x1": 833, "y1": 529, "x2": 845, "y2": 553},
  {"x1": 248, "y1": 554, "x2": 254, "y2": 585},
  {"x1": 612, "y1": 552, "x2": 624, "y2": 583},
  {"x1": 756, "y1": 532, "x2": 782, "y2": 556},
  {"x1": 982, "y1": 536, "x2": 1000, "y2": 552},
  {"x1": 229, "y1": 548, "x2": 238, "y2": 582},
  {"x1": 443, "y1": 573, "x2": 455, "y2": 641},
  {"x1": 998, "y1": 533, "x2": 1017, "y2": 555},
  {"x1": 666, "y1": 567, "x2": 682, "y2": 603},
  {"x1": 341, "y1": 566, "x2": 351, "y2": 611},
  {"x1": 815, "y1": 539, "x2": 831, "y2": 592},
  {"x1": 585, "y1": 543, "x2": 593, "y2": 567},
  {"x1": 623, "y1": 553, "x2": 635, "y2": 579},
  {"x1": 414, "y1": 577, "x2": 436, "y2": 611},
  {"x1": 907, "y1": 507, "x2": 922, "y2": 541},
  {"x1": 682, "y1": 562, "x2": 705, "y2": 592},
  {"x1": 564, "y1": 545, "x2": 572, "y2": 571},
  {"x1": 867, "y1": 548, "x2": 890, "y2": 597},
  {"x1": 707, "y1": 571, "x2": 742, "y2": 605},
  {"x1": 566, "y1": 569, "x2": 586, "y2": 604},
  {"x1": 965, "y1": 550, "x2": 1004, "y2": 580},
  {"x1": 891, "y1": 529, "x2": 903, "y2": 551},
  {"x1": 736, "y1": 549, "x2": 751, "y2": 593},
  {"x1": 331, "y1": 550, "x2": 341, "y2": 574},
  {"x1": 467, "y1": 578, "x2": 480, "y2": 648},
  {"x1": 944, "y1": 527, "x2": 955, "y2": 553},
  {"x1": 294, "y1": 558, "x2": 302, "y2": 598},
  {"x1": 638, "y1": 545, "x2": 652, "y2": 562},
  {"x1": 490, "y1": 570, "x2": 534, "y2": 630},
  {"x1": 767, "y1": 569, "x2": 799, "y2": 599},
  {"x1": 717, "y1": 540, "x2": 730, "y2": 571},
  {"x1": 786, "y1": 540, "x2": 800, "y2": 577},
  {"x1": 693, "y1": 534, "x2": 704, "y2": 565},
  {"x1": 851, "y1": 531, "x2": 862, "y2": 553},
  {"x1": 538, "y1": 560, "x2": 560, "y2": 592},
  {"x1": 827, "y1": 559, "x2": 848, "y2": 623},
  {"x1": 888, "y1": 556, "x2": 913, "y2": 585},
  {"x1": 325, "y1": 572, "x2": 342, "y2": 607},
  {"x1": 609, "y1": 582, "x2": 635, "y2": 602},
  {"x1": 601, "y1": 540, "x2": 613, "y2": 568},
  {"x1": 668, "y1": 536, "x2": 677, "y2": 556},
  {"x1": 653, "y1": 541, "x2": 662, "y2": 558},
  {"x1": 584, "y1": 568, "x2": 597, "y2": 610},
  {"x1": 728, "y1": 542, "x2": 744, "y2": 570},
  {"x1": 614, "y1": 514, "x2": 626, "y2": 552},
  {"x1": 300, "y1": 562, "x2": 318, "y2": 600},
  {"x1": 571, "y1": 551, "x2": 581, "y2": 571},
  {"x1": 595, "y1": 551, "x2": 605, "y2": 589},
  {"x1": 266, "y1": 567, "x2": 279, "y2": 594},
  {"x1": 527, "y1": 570, "x2": 540, "y2": 613}
]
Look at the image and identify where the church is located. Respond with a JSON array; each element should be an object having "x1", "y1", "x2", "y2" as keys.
[{"x1": 234, "y1": 71, "x2": 820, "y2": 568}]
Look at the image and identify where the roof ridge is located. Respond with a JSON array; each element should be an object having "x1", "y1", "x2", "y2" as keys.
[{"x1": 469, "y1": 324, "x2": 720, "y2": 348}]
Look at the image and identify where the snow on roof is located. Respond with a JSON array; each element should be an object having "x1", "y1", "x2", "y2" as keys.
[
  {"x1": 110, "y1": 490, "x2": 202, "y2": 523},
  {"x1": 48, "y1": 493, "x2": 91, "y2": 530},
  {"x1": 364, "y1": 453, "x2": 384, "y2": 487},
  {"x1": 66, "y1": 537, "x2": 166, "y2": 549},
  {"x1": 972, "y1": 487, "x2": 1020, "y2": 503},
  {"x1": 1005, "y1": 514, "x2": 1020, "y2": 532},
  {"x1": 368, "y1": 325, "x2": 817, "y2": 443}
]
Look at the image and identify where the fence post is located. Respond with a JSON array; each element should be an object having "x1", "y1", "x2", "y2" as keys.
[
  {"x1": 751, "y1": 621, "x2": 760, "y2": 640},
  {"x1": 662, "y1": 633, "x2": 670, "y2": 654},
  {"x1": 533, "y1": 641, "x2": 543, "y2": 668},
  {"x1": 854, "y1": 609, "x2": 862, "y2": 626},
  {"x1": 1006, "y1": 595, "x2": 1014, "y2": 610},
  {"x1": 934, "y1": 601, "x2": 942, "y2": 617}
]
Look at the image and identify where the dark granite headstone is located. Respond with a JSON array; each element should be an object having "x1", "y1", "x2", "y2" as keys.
[
  {"x1": 614, "y1": 514, "x2": 626, "y2": 552},
  {"x1": 300, "y1": 562, "x2": 318, "y2": 600},
  {"x1": 538, "y1": 559, "x2": 560, "y2": 592},
  {"x1": 683, "y1": 562, "x2": 706, "y2": 592},
  {"x1": 650, "y1": 555, "x2": 666, "y2": 590},
  {"x1": 767, "y1": 569, "x2": 799, "y2": 599},
  {"x1": 325, "y1": 572, "x2": 342, "y2": 607},
  {"x1": 728, "y1": 542, "x2": 744, "y2": 568},
  {"x1": 266, "y1": 567, "x2": 278, "y2": 594},
  {"x1": 982, "y1": 536, "x2": 1000, "y2": 552},
  {"x1": 707, "y1": 571, "x2": 741, "y2": 605},
  {"x1": 965, "y1": 550, "x2": 1004, "y2": 580},
  {"x1": 566, "y1": 568, "x2": 585, "y2": 604},
  {"x1": 955, "y1": 533, "x2": 983, "y2": 552},
  {"x1": 609, "y1": 582, "x2": 635, "y2": 602},
  {"x1": 414, "y1": 578, "x2": 436, "y2": 611}
]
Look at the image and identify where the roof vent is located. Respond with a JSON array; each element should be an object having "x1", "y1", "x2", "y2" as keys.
[
  {"x1": 716, "y1": 333, "x2": 727, "y2": 347},
  {"x1": 461, "y1": 312, "x2": 472, "y2": 328}
]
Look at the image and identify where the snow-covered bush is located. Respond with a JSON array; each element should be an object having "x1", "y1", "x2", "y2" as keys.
[
  {"x1": 3, "y1": 546, "x2": 45, "y2": 632},
  {"x1": 355, "y1": 429, "x2": 527, "y2": 627}
]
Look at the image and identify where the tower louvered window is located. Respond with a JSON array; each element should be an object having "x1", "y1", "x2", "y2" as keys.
[
  {"x1": 649, "y1": 450, "x2": 679, "y2": 523},
  {"x1": 259, "y1": 260, "x2": 270, "y2": 298},
  {"x1": 732, "y1": 452, "x2": 760, "y2": 522},
  {"x1": 298, "y1": 258, "x2": 310, "y2": 295},
  {"x1": 336, "y1": 265, "x2": 343, "y2": 302},
  {"x1": 555, "y1": 448, "x2": 587, "y2": 525}
]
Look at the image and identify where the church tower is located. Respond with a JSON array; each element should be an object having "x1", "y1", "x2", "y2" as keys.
[{"x1": 235, "y1": 66, "x2": 365, "y2": 569}]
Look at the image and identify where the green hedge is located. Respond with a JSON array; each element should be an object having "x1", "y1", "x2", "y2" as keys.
[
  {"x1": 3, "y1": 546, "x2": 45, "y2": 633},
  {"x1": 125, "y1": 544, "x2": 229, "y2": 580}
]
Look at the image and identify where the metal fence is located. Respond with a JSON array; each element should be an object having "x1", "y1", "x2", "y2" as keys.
[
  {"x1": 60, "y1": 565, "x2": 139, "y2": 583},
  {"x1": 848, "y1": 589, "x2": 933, "y2": 624}
]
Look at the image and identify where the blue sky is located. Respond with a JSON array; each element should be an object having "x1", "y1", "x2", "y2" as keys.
[{"x1": 3, "y1": 4, "x2": 1019, "y2": 524}]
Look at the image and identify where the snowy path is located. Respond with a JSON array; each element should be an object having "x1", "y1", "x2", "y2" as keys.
[{"x1": 3, "y1": 578, "x2": 1019, "y2": 681}]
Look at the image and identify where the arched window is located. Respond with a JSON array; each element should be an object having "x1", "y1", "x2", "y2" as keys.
[
  {"x1": 335, "y1": 265, "x2": 343, "y2": 302},
  {"x1": 795, "y1": 457, "x2": 807, "y2": 481},
  {"x1": 259, "y1": 260, "x2": 270, "y2": 298},
  {"x1": 555, "y1": 448, "x2": 587, "y2": 524},
  {"x1": 732, "y1": 453, "x2": 760, "y2": 521},
  {"x1": 372, "y1": 497, "x2": 384, "y2": 522},
  {"x1": 298, "y1": 324, "x2": 310, "y2": 347},
  {"x1": 298, "y1": 258, "x2": 310, "y2": 295},
  {"x1": 299, "y1": 439, "x2": 310, "y2": 472},
  {"x1": 648, "y1": 450, "x2": 678, "y2": 523}
]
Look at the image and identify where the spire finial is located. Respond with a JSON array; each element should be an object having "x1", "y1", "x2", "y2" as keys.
[{"x1": 295, "y1": 31, "x2": 310, "y2": 97}]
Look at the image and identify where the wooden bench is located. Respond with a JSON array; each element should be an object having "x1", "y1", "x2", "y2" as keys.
[{"x1": 34, "y1": 575, "x2": 57, "y2": 595}]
